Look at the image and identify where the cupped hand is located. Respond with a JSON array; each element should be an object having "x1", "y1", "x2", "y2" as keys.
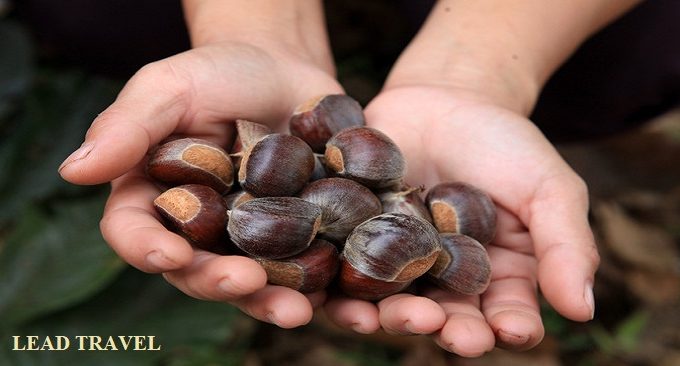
[
  {"x1": 324, "y1": 85, "x2": 599, "y2": 356},
  {"x1": 58, "y1": 41, "x2": 343, "y2": 328}
]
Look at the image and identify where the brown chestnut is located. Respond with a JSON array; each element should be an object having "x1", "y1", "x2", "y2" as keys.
[
  {"x1": 324, "y1": 127, "x2": 405, "y2": 190},
  {"x1": 224, "y1": 190, "x2": 255, "y2": 209},
  {"x1": 255, "y1": 239, "x2": 339, "y2": 293},
  {"x1": 339, "y1": 213, "x2": 441, "y2": 301},
  {"x1": 378, "y1": 184, "x2": 433, "y2": 223},
  {"x1": 289, "y1": 94, "x2": 366, "y2": 153},
  {"x1": 310, "y1": 154, "x2": 330, "y2": 181},
  {"x1": 425, "y1": 182, "x2": 497, "y2": 245},
  {"x1": 153, "y1": 184, "x2": 229, "y2": 251},
  {"x1": 239, "y1": 133, "x2": 315, "y2": 197},
  {"x1": 299, "y1": 177, "x2": 382, "y2": 245},
  {"x1": 234, "y1": 119, "x2": 273, "y2": 150},
  {"x1": 428, "y1": 233, "x2": 491, "y2": 295},
  {"x1": 227, "y1": 197, "x2": 322, "y2": 259},
  {"x1": 147, "y1": 138, "x2": 234, "y2": 194}
]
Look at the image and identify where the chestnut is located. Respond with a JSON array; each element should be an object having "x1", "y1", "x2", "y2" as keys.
[
  {"x1": 299, "y1": 177, "x2": 382, "y2": 245},
  {"x1": 224, "y1": 190, "x2": 255, "y2": 209},
  {"x1": 378, "y1": 184, "x2": 433, "y2": 223},
  {"x1": 147, "y1": 138, "x2": 234, "y2": 194},
  {"x1": 227, "y1": 197, "x2": 322, "y2": 259},
  {"x1": 428, "y1": 233, "x2": 491, "y2": 295},
  {"x1": 255, "y1": 239, "x2": 339, "y2": 293},
  {"x1": 289, "y1": 94, "x2": 366, "y2": 153},
  {"x1": 339, "y1": 213, "x2": 441, "y2": 301},
  {"x1": 310, "y1": 154, "x2": 330, "y2": 181},
  {"x1": 324, "y1": 127, "x2": 405, "y2": 190},
  {"x1": 238, "y1": 133, "x2": 315, "y2": 197},
  {"x1": 234, "y1": 119, "x2": 272, "y2": 150},
  {"x1": 425, "y1": 182, "x2": 497, "y2": 245},
  {"x1": 153, "y1": 184, "x2": 229, "y2": 251}
]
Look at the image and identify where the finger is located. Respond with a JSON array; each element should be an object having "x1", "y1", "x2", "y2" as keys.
[
  {"x1": 163, "y1": 250, "x2": 317, "y2": 328},
  {"x1": 377, "y1": 294, "x2": 446, "y2": 335},
  {"x1": 493, "y1": 205, "x2": 532, "y2": 254},
  {"x1": 481, "y1": 245, "x2": 544, "y2": 351},
  {"x1": 529, "y1": 174, "x2": 599, "y2": 321},
  {"x1": 100, "y1": 168, "x2": 194, "y2": 272},
  {"x1": 324, "y1": 296, "x2": 381, "y2": 334},
  {"x1": 58, "y1": 59, "x2": 196, "y2": 185},
  {"x1": 233, "y1": 286, "x2": 316, "y2": 329},
  {"x1": 425, "y1": 289, "x2": 495, "y2": 357},
  {"x1": 58, "y1": 50, "x2": 288, "y2": 185},
  {"x1": 162, "y1": 251, "x2": 267, "y2": 301}
]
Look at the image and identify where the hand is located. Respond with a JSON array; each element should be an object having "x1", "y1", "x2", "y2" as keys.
[
  {"x1": 58, "y1": 40, "x2": 344, "y2": 328},
  {"x1": 324, "y1": 85, "x2": 599, "y2": 356}
]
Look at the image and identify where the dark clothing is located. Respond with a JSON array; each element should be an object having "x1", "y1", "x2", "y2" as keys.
[{"x1": 531, "y1": 0, "x2": 680, "y2": 141}]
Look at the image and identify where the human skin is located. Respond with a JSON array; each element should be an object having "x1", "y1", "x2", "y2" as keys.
[
  {"x1": 58, "y1": 0, "x2": 641, "y2": 356},
  {"x1": 324, "y1": 0, "x2": 640, "y2": 355}
]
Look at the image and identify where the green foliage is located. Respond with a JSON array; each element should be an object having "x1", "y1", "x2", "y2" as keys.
[
  {"x1": 1, "y1": 270, "x2": 247, "y2": 366},
  {"x1": 590, "y1": 310, "x2": 650, "y2": 356},
  {"x1": 0, "y1": 195, "x2": 125, "y2": 327},
  {"x1": 0, "y1": 19, "x2": 245, "y2": 365}
]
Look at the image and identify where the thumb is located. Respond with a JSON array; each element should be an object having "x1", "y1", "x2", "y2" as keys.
[
  {"x1": 530, "y1": 173, "x2": 600, "y2": 322},
  {"x1": 58, "y1": 58, "x2": 197, "y2": 185},
  {"x1": 58, "y1": 46, "x2": 342, "y2": 185}
]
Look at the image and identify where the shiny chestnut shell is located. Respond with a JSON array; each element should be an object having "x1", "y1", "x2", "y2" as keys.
[
  {"x1": 289, "y1": 94, "x2": 366, "y2": 153},
  {"x1": 339, "y1": 213, "x2": 441, "y2": 300},
  {"x1": 153, "y1": 184, "x2": 229, "y2": 251},
  {"x1": 299, "y1": 177, "x2": 382, "y2": 245},
  {"x1": 255, "y1": 239, "x2": 339, "y2": 293},
  {"x1": 428, "y1": 233, "x2": 491, "y2": 295},
  {"x1": 425, "y1": 182, "x2": 497, "y2": 245},
  {"x1": 147, "y1": 138, "x2": 234, "y2": 194},
  {"x1": 227, "y1": 197, "x2": 322, "y2": 259},
  {"x1": 378, "y1": 185, "x2": 433, "y2": 223},
  {"x1": 324, "y1": 127, "x2": 405, "y2": 190},
  {"x1": 239, "y1": 133, "x2": 315, "y2": 197}
]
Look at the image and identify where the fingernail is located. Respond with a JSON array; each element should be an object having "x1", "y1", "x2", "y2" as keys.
[
  {"x1": 265, "y1": 312, "x2": 281, "y2": 327},
  {"x1": 350, "y1": 323, "x2": 367, "y2": 334},
  {"x1": 58, "y1": 142, "x2": 95, "y2": 172},
  {"x1": 145, "y1": 250, "x2": 175, "y2": 271},
  {"x1": 403, "y1": 321, "x2": 416, "y2": 335},
  {"x1": 584, "y1": 281, "x2": 595, "y2": 320},
  {"x1": 497, "y1": 329, "x2": 530, "y2": 346}
]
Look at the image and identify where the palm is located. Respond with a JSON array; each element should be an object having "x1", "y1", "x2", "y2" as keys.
[
  {"x1": 60, "y1": 41, "x2": 345, "y2": 329},
  {"x1": 333, "y1": 85, "x2": 598, "y2": 354}
]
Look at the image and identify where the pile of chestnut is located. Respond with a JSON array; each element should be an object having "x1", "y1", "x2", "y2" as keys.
[{"x1": 147, "y1": 95, "x2": 496, "y2": 301}]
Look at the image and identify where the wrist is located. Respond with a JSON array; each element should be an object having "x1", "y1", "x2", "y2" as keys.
[
  {"x1": 386, "y1": 43, "x2": 540, "y2": 116},
  {"x1": 385, "y1": 0, "x2": 641, "y2": 116},
  {"x1": 182, "y1": 0, "x2": 334, "y2": 73}
]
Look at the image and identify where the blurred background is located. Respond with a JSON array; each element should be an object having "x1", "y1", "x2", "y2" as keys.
[{"x1": 1, "y1": 1, "x2": 678, "y2": 365}]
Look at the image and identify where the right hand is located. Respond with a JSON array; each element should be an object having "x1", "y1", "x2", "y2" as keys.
[{"x1": 58, "y1": 40, "x2": 344, "y2": 328}]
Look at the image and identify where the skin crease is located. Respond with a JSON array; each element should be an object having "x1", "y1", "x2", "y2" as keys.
[{"x1": 56, "y1": 0, "x2": 641, "y2": 357}]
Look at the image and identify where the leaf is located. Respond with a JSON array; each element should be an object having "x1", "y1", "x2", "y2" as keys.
[
  {"x1": 0, "y1": 73, "x2": 121, "y2": 223},
  {"x1": 0, "y1": 193, "x2": 125, "y2": 327},
  {"x1": 1, "y1": 269, "x2": 248, "y2": 366}
]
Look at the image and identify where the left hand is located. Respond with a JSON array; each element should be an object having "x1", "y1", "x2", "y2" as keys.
[{"x1": 324, "y1": 84, "x2": 598, "y2": 356}]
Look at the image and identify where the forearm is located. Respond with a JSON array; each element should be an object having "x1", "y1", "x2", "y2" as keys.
[
  {"x1": 182, "y1": 0, "x2": 334, "y2": 72},
  {"x1": 387, "y1": 0, "x2": 642, "y2": 115}
]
